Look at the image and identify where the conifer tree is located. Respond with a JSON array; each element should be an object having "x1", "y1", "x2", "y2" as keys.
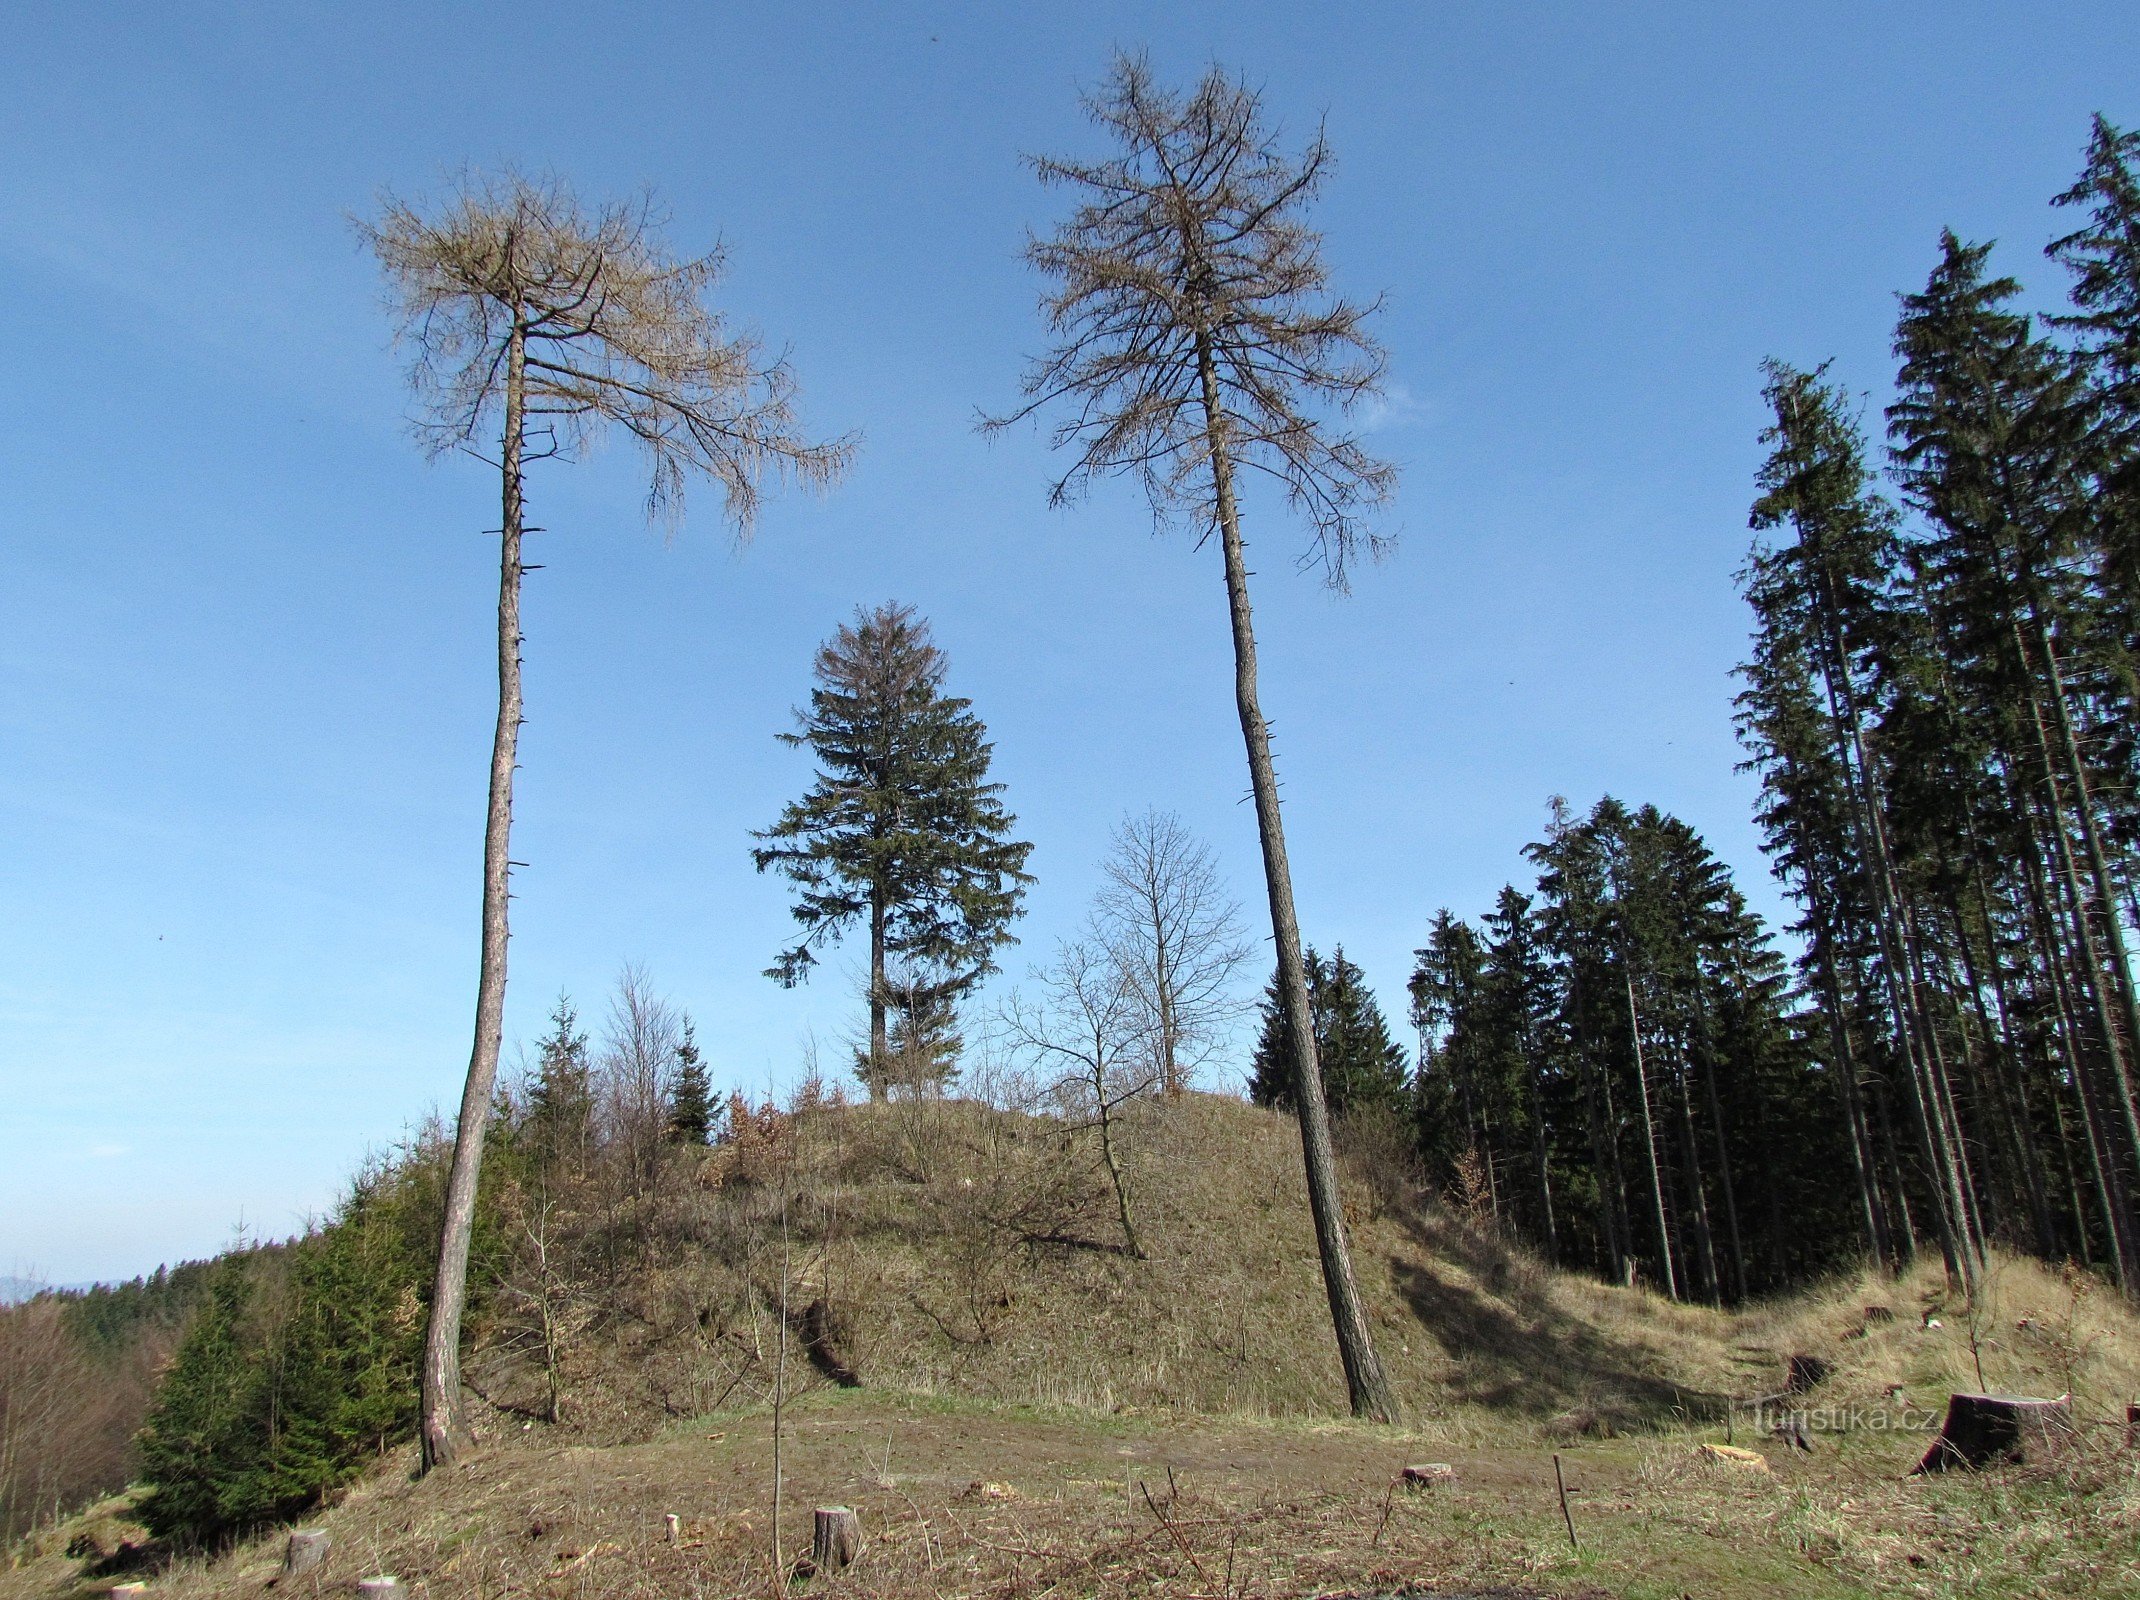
[
  {"x1": 667, "y1": 1019, "x2": 714, "y2": 1145},
  {"x1": 363, "y1": 174, "x2": 851, "y2": 1470},
  {"x1": 753, "y1": 603, "x2": 1033, "y2": 1099},
  {"x1": 135, "y1": 1264, "x2": 255, "y2": 1544},
  {"x1": 995, "y1": 53, "x2": 1399, "y2": 1422},
  {"x1": 525, "y1": 995, "x2": 594, "y2": 1172},
  {"x1": 1249, "y1": 948, "x2": 1407, "y2": 1117}
]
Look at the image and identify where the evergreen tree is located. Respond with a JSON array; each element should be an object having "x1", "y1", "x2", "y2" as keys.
[
  {"x1": 524, "y1": 995, "x2": 593, "y2": 1171},
  {"x1": 883, "y1": 972, "x2": 964, "y2": 1094},
  {"x1": 753, "y1": 603, "x2": 1034, "y2": 1099},
  {"x1": 134, "y1": 1165, "x2": 430, "y2": 1546},
  {"x1": 1250, "y1": 948, "x2": 1407, "y2": 1117},
  {"x1": 666, "y1": 1019, "x2": 714, "y2": 1145},
  {"x1": 135, "y1": 1263, "x2": 256, "y2": 1544}
]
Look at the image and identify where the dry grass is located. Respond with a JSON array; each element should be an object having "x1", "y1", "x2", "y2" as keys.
[
  {"x1": 9, "y1": 1095, "x2": 2140, "y2": 1600},
  {"x1": 487, "y1": 1094, "x2": 1780, "y2": 1441}
]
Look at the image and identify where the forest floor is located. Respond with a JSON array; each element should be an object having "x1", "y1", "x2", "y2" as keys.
[{"x1": 9, "y1": 1382, "x2": 2136, "y2": 1600}]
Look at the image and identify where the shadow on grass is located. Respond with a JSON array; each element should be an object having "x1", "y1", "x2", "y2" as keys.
[{"x1": 1389, "y1": 1207, "x2": 1726, "y2": 1430}]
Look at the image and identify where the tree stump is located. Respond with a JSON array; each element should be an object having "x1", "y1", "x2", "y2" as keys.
[
  {"x1": 812, "y1": 1506, "x2": 862, "y2": 1572},
  {"x1": 355, "y1": 1580, "x2": 404, "y2": 1598},
  {"x1": 1784, "y1": 1354, "x2": 1830, "y2": 1394},
  {"x1": 1911, "y1": 1393, "x2": 2072, "y2": 1474},
  {"x1": 284, "y1": 1530, "x2": 331, "y2": 1576},
  {"x1": 1401, "y1": 1462, "x2": 1455, "y2": 1487},
  {"x1": 2123, "y1": 1401, "x2": 2139, "y2": 1449}
]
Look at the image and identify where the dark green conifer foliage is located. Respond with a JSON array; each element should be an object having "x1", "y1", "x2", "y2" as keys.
[
  {"x1": 134, "y1": 1166, "x2": 430, "y2": 1546},
  {"x1": 134, "y1": 1264, "x2": 256, "y2": 1544},
  {"x1": 1250, "y1": 947, "x2": 1407, "y2": 1117},
  {"x1": 525, "y1": 995, "x2": 594, "y2": 1171},
  {"x1": 1409, "y1": 799, "x2": 1842, "y2": 1298},
  {"x1": 753, "y1": 603, "x2": 1034, "y2": 1098},
  {"x1": 885, "y1": 980, "x2": 964, "y2": 1094},
  {"x1": 667, "y1": 1019, "x2": 715, "y2": 1145}
]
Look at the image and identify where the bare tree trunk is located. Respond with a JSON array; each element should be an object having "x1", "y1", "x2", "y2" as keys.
[
  {"x1": 1196, "y1": 331, "x2": 1394, "y2": 1423},
  {"x1": 1691, "y1": 978, "x2": 1749, "y2": 1301},
  {"x1": 1812, "y1": 918, "x2": 1891, "y2": 1265},
  {"x1": 2033, "y1": 616, "x2": 2140, "y2": 1175},
  {"x1": 1094, "y1": 1086, "x2": 1144, "y2": 1260},
  {"x1": 1625, "y1": 972, "x2": 1678, "y2": 1301},
  {"x1": 421, "y1": 317, "x2": 528, "y2": 1472},
  {"x1": 1155, "y1": 920, "x2": 1182, "y2": 1096},
  {"x1": 868, "y1": 891, "x2": 888, "y2": 1103}
]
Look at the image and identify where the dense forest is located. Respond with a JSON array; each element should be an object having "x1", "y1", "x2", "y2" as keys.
[
  {"x1": 1399, "y1": 116, "x2": 2140, "y2": 1312},
  {"x1": 6, "y1": 69, "x2": 2140, "y2": 1568}
]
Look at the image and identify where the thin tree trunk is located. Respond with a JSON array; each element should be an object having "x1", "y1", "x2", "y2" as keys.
[
  {"x1": 1195, "y1": 329, "x2": 1394, "y2": 1423},
  {"x1": 421, "y1": 316, "x2": 528, "y2": 1473},
  {"x1": 1670, "y1": 1034, "x2": 1721, "y2": 1304},
  {"x1": 1523, "y1": 1023, "x2": 1559, "y2": 1262},
  {"x1": 1813, "y1": 918, "x2": 1891, "y2": 1264},
  {"x1": 1691, "y1": 976, "x2": 1749, "y2": 1301},
  {"x1": 1094, "y1": 1083, "x2": 1144, "y2": 1260},
  {"x1": 1625, "y1": 971, "x2": 1678, "y2": 1300},
  {"x1": 1807, "y1": 543, "x2": 1979, "y2": 1287},
  {"x1": 868, "y1": 891, "x2": 888, "y2": 1102},
  {"x1": 2033, "y1": 616, "x2": 2140, "y2": 1173}
]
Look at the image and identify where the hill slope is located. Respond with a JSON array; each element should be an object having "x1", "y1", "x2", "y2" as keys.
[{"x1": 7, "y1": 1093, "x2": 2140, "y2": 1600}]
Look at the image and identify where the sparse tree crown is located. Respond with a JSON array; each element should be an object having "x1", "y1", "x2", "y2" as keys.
[
  {"x1": 361, "y1": 170, "x2": 853, "y2": 529},
  {"x1": 989, "y1": 54, "x2": 1396, "y2": 586}
]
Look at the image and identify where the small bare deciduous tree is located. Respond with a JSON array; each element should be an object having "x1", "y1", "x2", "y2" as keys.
[
  {"x1": 1093, "y1": 808, "x2": 1252, "y2": 1095},
  {"x1": 991, "y1": 56, "x2": 1400, "y2": 1419},
  {"x1": 363, "y1": 172, "x2": 852, "y2": 1470},
  {"x1": 997, "y1": 936, "x2": 1156, "y2": 1259},
  {"x1": 597, "y1": 962, "x2": 684, "y2": 1207}
]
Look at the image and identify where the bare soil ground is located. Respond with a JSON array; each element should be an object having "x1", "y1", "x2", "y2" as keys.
[{"x1": 10, "y1": 1384, "x2": 2136, "y2": 1600}]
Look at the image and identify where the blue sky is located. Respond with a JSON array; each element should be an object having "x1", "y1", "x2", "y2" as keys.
[{"x1": 3, "y1": 1, "x2": 2134, "y2": 1284}]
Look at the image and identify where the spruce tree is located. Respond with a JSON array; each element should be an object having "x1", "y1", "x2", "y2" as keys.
[
  {"x1": 667, "y1": 1019, "x2": 714, "y2": 1145},
  {"x1": 753, "y1": 603, "x2": 1034, "y2": 1098},
  {"x1": 135, "y1": 1263, "x2": 257, "y2": 1544},
  {"x1": 1250, "y1": 948, "x2": 1407, "y2": 1117},
  {"x1": 524, "y1": 995, "x2": 593, "y2": 1171},
  {"x1": 884, "y1": 977, "x2": 963, "y2": 1094}
]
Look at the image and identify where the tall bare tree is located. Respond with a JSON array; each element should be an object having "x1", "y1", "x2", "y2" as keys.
[
  {"x1": 991, "y1": 57, "x2": 1400, "y2": 1420},
  {"x1": 363, "y1": 172, "x2": 852, "y2": 1470},
  {"x1": 1094, "y1": 808, "x2": 1252, "y2": 1094}
]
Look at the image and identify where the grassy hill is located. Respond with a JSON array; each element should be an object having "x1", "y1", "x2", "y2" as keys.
[{"x1": 7, "y1": 1093, "x2": 2139, "y2": 1599}]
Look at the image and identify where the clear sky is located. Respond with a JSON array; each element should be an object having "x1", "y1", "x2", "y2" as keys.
[{"x1": 3, "y1": 1, "x2": 2134, "y2": 1284}]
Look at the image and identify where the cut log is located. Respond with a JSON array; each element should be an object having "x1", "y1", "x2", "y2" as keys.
[
  {"x1": 1784, "y1": 1354, "x2": 1830, "y2": 1394},
  {"x1": 284, "y1": 1530, "x2": 331, "y2": 1576},
  {"x1": 1910, "y1": 1393, "x2": 2072, "y2": 1474},
  {"x1": 1697, "y1": 1443, "x2": 1769, "y2": 1473},
  {"x1": 812, "y1": 1506, "x2": 862, "y2": 1572},
  {"x1": 1401, "y1": 1462, "x2": 1456, "y2": 1487},
  {"x1": 355, "y1": 1580, "x2": 404, "y2": 1599},
  {"x1": 109, "y1": 1586, "x2": 147, "y2": 1599}
]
